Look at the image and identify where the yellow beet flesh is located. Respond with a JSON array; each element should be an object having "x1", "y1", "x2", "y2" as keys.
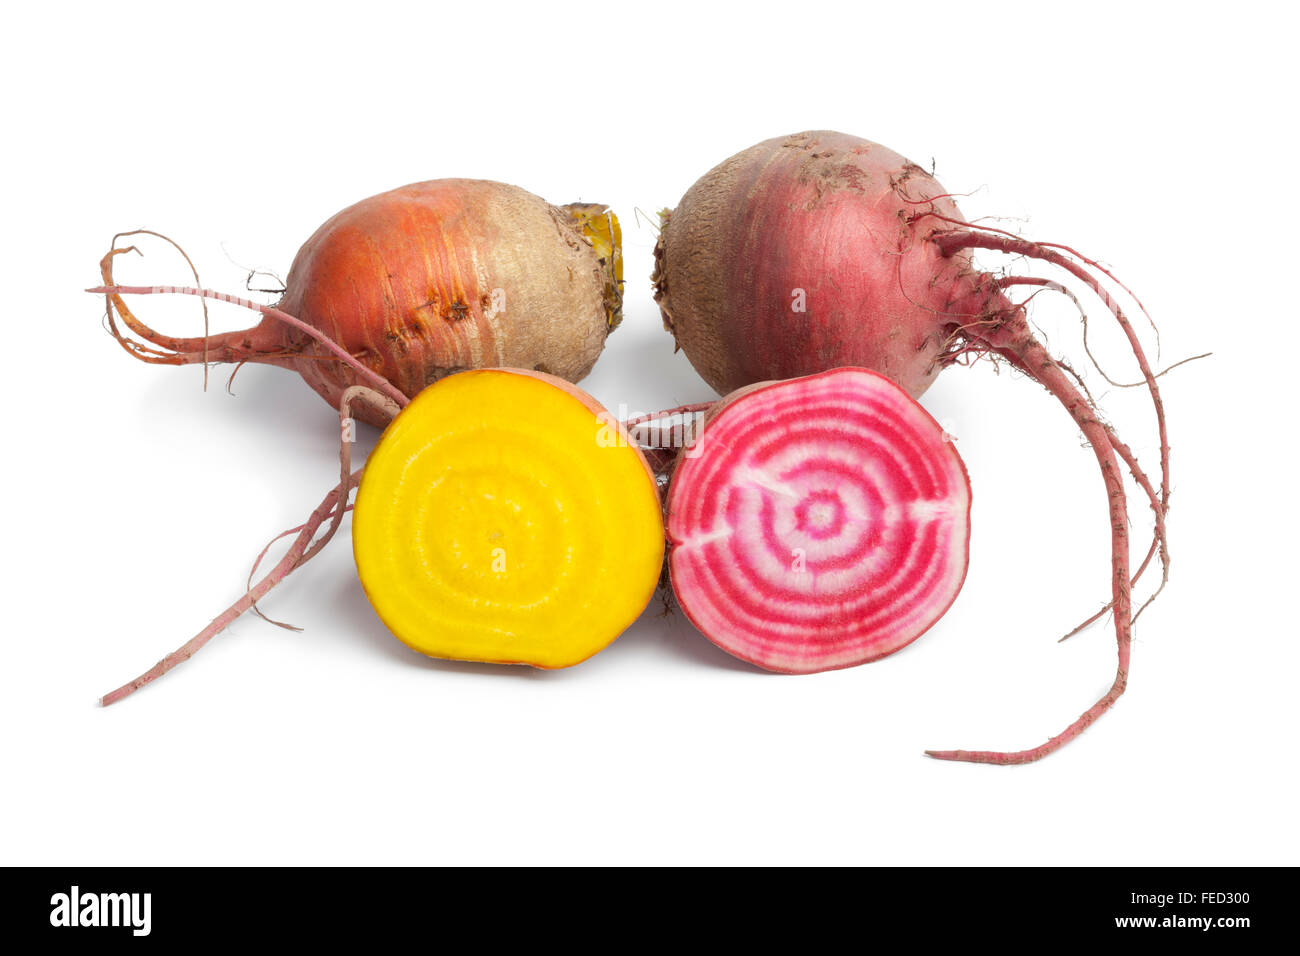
[{"x1": 353, "y1": 369, "x2": 664, "y2": 668}]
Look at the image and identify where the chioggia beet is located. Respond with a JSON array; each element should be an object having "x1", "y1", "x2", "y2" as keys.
[{"x1": 652, "y1": 130, "x2": 1183, "y2": 764}]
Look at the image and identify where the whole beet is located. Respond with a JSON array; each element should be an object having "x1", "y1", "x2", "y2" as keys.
[
  {"x1": 102, "y1": 179, "x2": 623, "y2": 425},
  {"x1": 654, "y1": 131, "x2": 986, "y2": 398}
]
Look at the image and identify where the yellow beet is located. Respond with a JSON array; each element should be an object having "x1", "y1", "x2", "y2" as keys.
[{"x1": 352, "y1": 368, "x2": 664, "y2": 668}]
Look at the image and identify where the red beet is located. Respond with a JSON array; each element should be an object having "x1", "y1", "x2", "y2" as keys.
[
  {"x1": 654, "y1": 137, "x2": 970, "y2": 400},
  {"x1": 653, "y1": 131, "x2": 1173, "y2": 764},
  {"x1": 666, "y1": 368, "x2": 971, "y2": 673}
]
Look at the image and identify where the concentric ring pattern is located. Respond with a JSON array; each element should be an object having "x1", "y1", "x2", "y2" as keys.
[
  {"x1": 667, "y1": 367, "x2": 971, "y2": 673},
  {"x1": 354, "y1": 370, "x2": 665, "y2": 668}
]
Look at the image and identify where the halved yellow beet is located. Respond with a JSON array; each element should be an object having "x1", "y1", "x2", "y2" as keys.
[{"x1": 352, "y1": 368, "x2": 664, "y2": 668}]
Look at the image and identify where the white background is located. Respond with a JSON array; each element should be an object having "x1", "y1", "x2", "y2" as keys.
[{"x1": 3, "y1": 1, "x2": 1295, "y2": 866}]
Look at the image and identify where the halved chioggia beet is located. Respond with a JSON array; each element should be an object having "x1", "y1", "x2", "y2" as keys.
[
  {"x1": 352, "y1": 367, "x2": 665, "y2": 668},
  {"x1": 665, "y1": 367, "x2": 971, "y2": 674}
]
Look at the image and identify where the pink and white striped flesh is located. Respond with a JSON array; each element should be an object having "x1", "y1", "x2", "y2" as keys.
[{"x1": 667, "y1": 367, "x2": 971, "y2": 673}]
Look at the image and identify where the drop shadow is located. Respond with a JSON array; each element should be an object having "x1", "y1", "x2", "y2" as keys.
[
  {"x1": 134, "y1": 361, "x2": 323, "y2": 435},
  {"x1": 131, "y1": 363, "x2": 387, "y2": 540},
  {"x1": 621, "y1": 587, "x2": 772, "y2": 675}
]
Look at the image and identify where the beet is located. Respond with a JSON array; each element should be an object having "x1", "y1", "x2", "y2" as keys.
[
  {"x1": 653, "y1": 131, "x2": 1172, "y2": 764},
  {"x1": 100, "y1": 179, "x2": 623, "y2": 425},
  {"x1": 666, "y1": 367, "x2": 970, "y2": 673}
]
